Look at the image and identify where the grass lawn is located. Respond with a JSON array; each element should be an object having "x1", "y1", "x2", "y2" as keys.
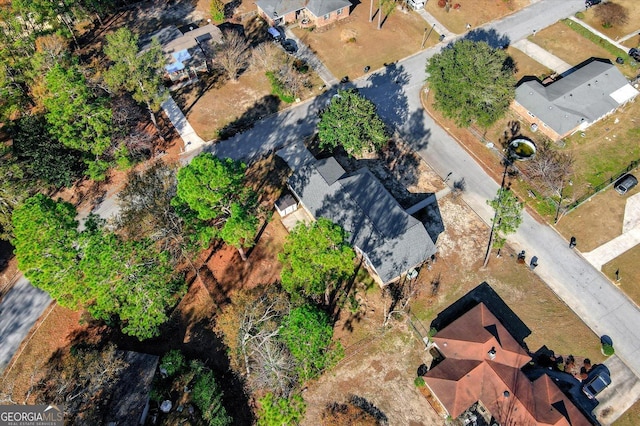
[
  {"x1": 425, "y1": 0, "x2": 530, "y2": 35},
  {"x1": 563, "y1": 100, "x2": 640, "y2": 197},
  {"x1": 580, "y1": 0, "x2": 640, "y2": 41},
  {"x1": 292, "y1": 5, "x2": 436, "y2": 80},
  {"x1": 508, "y1": 46, "x2": 554, "y2": 82},
  {"x1": 622, "y1": 35, "x2": 640, "y2": 49},
  {"x1": 556, "y1": 184, "x2": 639, "y2": 252},
  {"x1": 602, "y1": 245, "x2": 640, "y2": 306},
  {"x1": 614, "y1": 399, "x2": 640, "y2": 426},
  {"x1": 528, "y1": 21, "x2": 639, "y2": 78}
]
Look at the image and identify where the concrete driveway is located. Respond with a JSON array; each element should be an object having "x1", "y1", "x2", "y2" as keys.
[{"x1": 594, "y1": 355, "x2": 640, "y2": 425}]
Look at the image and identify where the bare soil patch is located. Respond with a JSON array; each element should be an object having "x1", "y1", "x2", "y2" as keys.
[
  {"x1": 426, "y1": 0, "x2": 530, "y2": 34},
  {"x1": 292, "y1": 5, "x2": 436, "y2": 80}
]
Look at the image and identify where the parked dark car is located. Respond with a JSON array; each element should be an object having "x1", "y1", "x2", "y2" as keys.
[
  {"x1": 585, "y1": 0, "x2": 601, "y2": 7},
  {"x1": 268, "y1": 26, "x2": 283, "y2": 42},
  {"x1": 614, "y1": 173, "x2": 638, "y2": 195},
  {"x1": 281, "y1": 39, "x2": 297, "y2": 53},
  {"x1": 582, "y1": 369, "x2": 611, "y2": 399},
  {"x1": 630, "y1": 48, "x2": 640, "y2": 61}
]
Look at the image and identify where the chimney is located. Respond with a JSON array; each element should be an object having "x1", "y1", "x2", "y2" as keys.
[{"x1": 487, "y1": 346, "x2": 496, "y2": 360}]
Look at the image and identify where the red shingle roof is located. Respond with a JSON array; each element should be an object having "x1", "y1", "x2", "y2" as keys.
[{"x1": 424, "y1": 303, "x2": 591, "y2": 426}]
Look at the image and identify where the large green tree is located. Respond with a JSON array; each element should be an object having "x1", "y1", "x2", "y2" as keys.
[
  {"x1": 103, "y1": 27, "x2": 167, "y2": 132},
  {"x1": 174, "y1": 153, "x2": 258, "y2": 259},
  {"x1": 280, "y1": 305, "x2": 342, "y2": 382},
  {"x1": 12, "y1": 195, "x2": 186, "y2": 339},
  {"x1": 318, "y1": 88, "x2": 387, "y2": 156},
  {"x1": 44, "y1": 63, "x2": 112, "y2": 157},
  {"x1": 0, "y1": 148, "x2": 31, "y2": 241},
  {"x1": 12, "y1": 114, "x2": 87, "y2": 188},
  {"x1": 279, "y1": 218, "x2": 355, "y2": 304},
  {"x1": 482, "y1": 187, "x2": 523, "y2": 267},
  {"x1": 12, "y1": 194, "x2": 82, "y2": 305},
  {"x1": 426, "y1": 40, "x2": 516, "y2": 128},
  {"x1": 79, "y1": 231, "x2": 186, "y2": 340}
]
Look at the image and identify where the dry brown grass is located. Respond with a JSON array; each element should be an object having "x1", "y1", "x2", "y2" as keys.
[
  {"x1": 425, "y1": 0, "x2": 530, "y2": 34},
  {"x1": 581, "y1": 0, "x2": 640, "y2": 41},
  {"x1": 528, "y1": 21, "x2": 637, "y2": 78},
  {"x1": 613, "y1": 399, "x2": 640, "y2": 426},
  {"x1": 292, "y1": 5, "x2": 436, "y2": 80},
  {"x1": 507, "y1": 46, "x2": 553, "y2": 82},
  {"x1": 602, "y1": 245, "x2": 640, "y2": 306},
  {"x1": 556, "y1": 185, "x2": 639, "y2": 252}
]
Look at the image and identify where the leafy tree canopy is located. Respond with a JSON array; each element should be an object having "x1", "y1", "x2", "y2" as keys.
[
  {"x1": 487, "y1": 187, "x2": 523, "y2": 250},
  {"x1": 174, "y1": 153, "x2": 258, "y2": 256},
  {"x1": 279, "y1": 218, "x2": 355, "y2": 302},
  {"x1": 0, "y1": 148, "x2": 31, "y2": 241},
  {"x1": 12, "y1": 194, "x2": 186, "y2": 339},
  {"x1": 12, "y1": 114, "x2": 87, "y2": 188},
  {"x1": 426, "y1": 40, "x2": 516, "y2": 128},
  {"x1": 257, "y1": 393, "x2": 306, "y2": 426},
  {"x1": 280, "y1": 304, "x2": 342, "y2": 382},
  {"x1": 103, "y1": 27, "x2": 167, "y2": 112},
  {"x1": 318, "y1": 89, "x2": 388, "y2": 156},
  {"x1": 44, "y1": 63, "x2": 112, "y2": 156}
]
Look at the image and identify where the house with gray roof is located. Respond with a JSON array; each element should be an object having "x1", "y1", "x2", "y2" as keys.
[
  {"x1": 283, "y1": 153, "x2": 437, "y2": 286},
  {"x1": 512, "y1": 59, "x2": 638, "y2": 141},
  {"x1": 256, "y1": 0, "x2": 351, "y2": 28},
  {"x1": 142, "y1": 24, "x2": 223, "y2": 83}
]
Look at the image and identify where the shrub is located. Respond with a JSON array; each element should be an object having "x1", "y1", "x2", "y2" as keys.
[
  {"x1": 602, "y1": 343, "x2": 615, "y2": 356},
  {"x1": 160, "y1": 350, "x2": 185, "y2": 377},
  {"x1": 414, "y1": 376, "x2": 426, "y2": 387},
  {"x1": 266, "y1": 71, "x2": 295, "y2": 103},
  {"x1": 575, "y1": 11, "x2": 585, "y2": 19}
]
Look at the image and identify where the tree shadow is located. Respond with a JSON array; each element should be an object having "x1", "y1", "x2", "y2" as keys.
[
  {"x1": 218, "y1": 95, "x2": 282, "y2": 140},
  {"x1": 0, "y1": 240, "x2": 13, "y2": 275},
  {"x1": 429, "y1": 281, "x2": 532, "y2": 351},
  {"x1": 359, "y1": 62, "x2": 411, "y2": 130},
  {"x1": 462, "y1": 28, "x2": 511, "y2": 49}
]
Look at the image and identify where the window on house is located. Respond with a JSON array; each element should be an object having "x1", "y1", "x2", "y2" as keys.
[
  {"x1": 337, "y1": 8, "x2": 343, "y2": 15},
  {"x1": 324, "y1": 14, "x2": 330, "y2": 20}
]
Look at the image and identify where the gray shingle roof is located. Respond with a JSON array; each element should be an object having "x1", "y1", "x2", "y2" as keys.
[
  {"x1": 515, "y1": 60, "x2": 636, "y2": 136},
  {"x1": 256, "y1": 0, "x2": 351, "y2": 18},
  {"x1": 289, "y1": 158, "x2": 436, "y2": 284}
]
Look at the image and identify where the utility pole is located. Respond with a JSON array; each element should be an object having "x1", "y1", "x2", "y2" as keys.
[{"x1": 422, "y1": 23, "x2": 436, "y2": 49}]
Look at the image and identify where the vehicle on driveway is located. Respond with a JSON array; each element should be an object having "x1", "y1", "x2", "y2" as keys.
[
  {"x1": 614, "y1": 173, "x2": 638, "y2": 195},
  {"x1": 582, "y1": 367, "x2": 612, "y2": 399},
  {"x1": 585, "y1": 0, "x2": 601, "y2": 7},
  {"x1": 281, "y1": 39, "x2": 297, "y2": 53},
  {"x1": 268, "y1": 26, "x2": 283, "y2": 42}
]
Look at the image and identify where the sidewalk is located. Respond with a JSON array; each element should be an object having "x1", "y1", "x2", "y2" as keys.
[
  {"x1": 284, "y1": 29, "x2": 338, "y2": 86},
  {"x1": 161, "y1": 95, "x2": 206, "y2": 153},
  {"x1": 512, "y1": 39, "x2": 573, "y2": 74},
  {"x1": 583, "y1": 193, "x2": 640, "y2": 270},
  {"x1": 568, "y1": 15, "x2": 629, "y2": 52},
  {"x1": 415, "y1": 8, "x2": 456, "y2": 39}
]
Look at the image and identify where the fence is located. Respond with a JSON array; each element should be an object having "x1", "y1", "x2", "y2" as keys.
[{"x1": 565, "y1": 158, "x2": 640, "y2": 213}]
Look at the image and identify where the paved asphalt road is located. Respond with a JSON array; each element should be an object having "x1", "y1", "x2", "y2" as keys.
[
  {"x1": 202, "y1": 0, "x2": 640, "y2": 380},
  {"x1": 0, "y1": 276, "x2": 52, "y2": 372},
  {"x1": 6, "y1": 0, "x2": 640, "y2": 386}
]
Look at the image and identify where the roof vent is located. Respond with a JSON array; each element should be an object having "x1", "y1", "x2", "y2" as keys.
[
  {"x1": 504, "y1": 390, "x2": 510, "y2": 398},
  {"x1": 488, "y1": 347, "x2": 496, "y2": 360}
]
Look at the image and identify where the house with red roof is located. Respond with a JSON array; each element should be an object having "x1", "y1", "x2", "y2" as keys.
[{"x1": 424, "y1": 303, "x2": 592, "y2": 426}]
